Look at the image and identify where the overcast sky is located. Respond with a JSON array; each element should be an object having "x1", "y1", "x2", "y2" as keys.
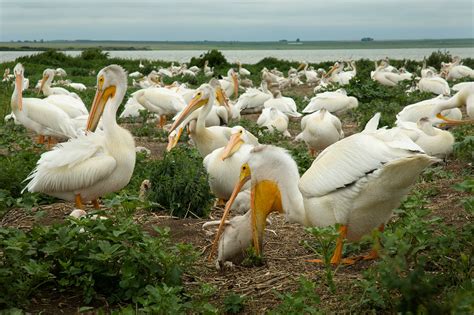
[{"x1": 1, "y1": 0, "x2": 473, "y2": 41}]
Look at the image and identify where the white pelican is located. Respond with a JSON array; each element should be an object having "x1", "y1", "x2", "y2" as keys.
[
  {"x1": 42, "y1": 94, "x2": 88, "y2": 119},
  {"x1": 55, "y1": 68, "x2": 67, "y2": 77},
  {"x1": 397, "y1": 119, "x2": 454, "y2": 159},
  {"x1": 235, "y1": 81, "x2": 272, "y2": 114},
  {"x1": 24, "y1": 65, "x2": 136, "y2": 209},
  {"x1": 129, "y1": 71, "x2": 143, "y2": 78},
  {"x1": 211, "y1": 133, "x2": 437, "y2": 264},
  {"x1": 133, "y1": 87, "x2": 186, "y2": 127},
  {"x1": 237, "y1": 61, "x2": 251, "y2": 76},
  {"x1": 396, "y1": 95, "x2": 463, "y2": 125},
  {"x1": 263, "y1": 90, "x2": 301, "y2": 118},
  {"x1": 431, "y1": 83, "x2": 474, "y2": 121},
  {"x1": 297, "y1": 62, "x2": 319, "y2": 84},
  {"x1": 11, "y1": 63, "x2": 77, "y2": 146},
  {"x1": 39, "y1": 69, "x2": 74, "y2": 96},
  {"x1": 328, "y1": 62, "x2": 356, "y2": 86},
  {"x1": 219, "y1": 69, "x2": 239, "y2": 99},
  {"x1": 203, "y1": 126, "x2": 258, "y2": 204},
  {"x1": 303, "y1": 89, "x2": 358, "y2": 114},
  {"x1": 295, "y1": 109, "x2": 344, "y2": 156},
  {"x1": 119, "y1": 97, "x2": 146, "y2": 118},
  {"x1": 371, "y1": 64, "x2": 406, "y2": 86},
  {"x1": 442, "y1": 62, "x2": 474, "y2": 80},
  {"x1": 66, "y1": 82, "x2": 87, "y2": 91},
  {"x1": 418, "y1": 70, "x2": 450, "y2": 95},
  {"x1": 169, "y1": 84, "x2": 234, "y2": 157},
  {"x1": 257, "y1": 107, "x2": 291, "y2": 137},
  {"x1": 204, "y1": 60, "x2": 214, "y2": 77}
]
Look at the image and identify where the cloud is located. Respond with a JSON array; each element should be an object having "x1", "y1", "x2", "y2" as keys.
[{"x1": 1, "y1": 0, "x2": 472, "y2": 40}]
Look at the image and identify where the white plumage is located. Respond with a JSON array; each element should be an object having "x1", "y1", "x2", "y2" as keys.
[
  {"x1": 263, "y1": 90, "x2": 301, "y2": 117},
  {"x1": 24, "y1": 65, "x2": 136, "y2": 208},
  {"x1": 303, "y1": 89, "x2": 358, "y2": 114}
]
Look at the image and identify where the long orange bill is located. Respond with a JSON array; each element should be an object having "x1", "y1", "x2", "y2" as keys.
[
  {"x1": 87, "y1": 85, "x2": 116, "y2": 132},
  {"x1": 169, "y1": 94, "x2": 206, "y2": 132},
  {"x1": 232, "y1": 73, "x2": 239, "y2": 98},
  {"x1": 208, "y1": 175, "x2": 250, "y2": 261},
  {"x1": 436, "y1": 113, "x2": 474, "y2": 126},
  {"x1": 16, "y1": 74, "x2": 23, "y2": 111},
  {"x1": 166, "y1": 126, "x2": 184, "y2": 151},
  {"x1": 221, "y1": 133, "x2": 243, "y2": 160},
  {"x1": 38, "y1": 75, "x2": 48, "y2": 95}
]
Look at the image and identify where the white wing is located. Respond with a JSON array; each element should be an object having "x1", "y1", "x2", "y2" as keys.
[
  {"x1": 299, "y1": 132, "x2": 424, "y2": 198},
  {"x1": 24, "y1": 132, "x2": 116, "y2": 193}
]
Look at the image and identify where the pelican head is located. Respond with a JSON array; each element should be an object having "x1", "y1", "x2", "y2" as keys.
[
  {"x1": 39, "y1": 68, "x2": 55, "y2": 94},
  {"x1": 220, "y1": 126, "x2": 247, "y2": 160},
  {"x1": 166, "y1": 127, "x2": 184, "y2": 151},
  {"x1": 210, "y1": 145, "x2": 295, "y2": 259},
  {"x1": 169, "y1": 84, "x2": 213, "y2": 132},
  {"x1": 13, "y1": 63, "x2": 24, "y2": 111},
  {"x1": 209, "y1": 78, "x2": 230, "y2": 109},
  {"x1": 87, "y1": 65, "x2": 127, "y2": 132}
]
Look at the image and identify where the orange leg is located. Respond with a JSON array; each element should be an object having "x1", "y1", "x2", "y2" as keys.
[
  {"x1": 92, "y1": 199, "x2": 100, "y2": 209},
  {"x1": 307, "y1": 225, "x2": 356, "y2": 265},
  {"x1": 47, "y1": 136, "x2": 57, "y2": 149},
  {"x1": 310, "y1": 148, "x2": 316, "y2": 157},
  {"x1": 75, "y1": 194, "x2": 84, "y2": 209},
  {"x1": 214, "y1": 198, "x2": 227, "y2": 207},
  {"x1": 362, "y1": 224, "x2": 385, "y2": 260},
  {"x1": 37, "y1": 135, "x2": 45, "y2": 144},
  {"x1": 159, "y1": 115, "x2": 167, "y2": 128}
]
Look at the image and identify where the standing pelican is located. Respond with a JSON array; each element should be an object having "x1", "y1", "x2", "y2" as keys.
[
  {"x1": 24, "y1": 65, "x2": 136, "y2": 209},
  {"x1": 219, "y1": 69, "x2": 239, "y2": 99},
  {"x1": 211, "y1": 132, "x2": 437, "y2": 264},
  {"x1": 39, "y1": 68, "x2": 73, "y2": 96},
  {"x1": 10, "y1": 63, "x2": 77, "y2": 146},
  {"x1": 237, "y1": 61, "x2": 251, "y2": 76},
  {"x1": 295, "y1": 109, "x2": 344, "y2": 156}
]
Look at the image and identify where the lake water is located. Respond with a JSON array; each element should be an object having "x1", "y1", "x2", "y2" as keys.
[{"x1": 1, "y1": 48, "x2": 473, "y2": 64}]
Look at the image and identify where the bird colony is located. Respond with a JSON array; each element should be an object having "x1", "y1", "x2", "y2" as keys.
[{"x1": 2, "y1": 53, "x2": 473, "y2": 311}]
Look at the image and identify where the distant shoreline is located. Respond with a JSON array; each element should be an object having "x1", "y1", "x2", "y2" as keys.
[{"x1": 1, "y1": 38, "x2": 473, "y2": 51}]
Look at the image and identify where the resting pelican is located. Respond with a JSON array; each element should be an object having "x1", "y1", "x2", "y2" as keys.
[
  {"x1": 234, "y1": 81, "x2": 272, "y2": 114},
  {"x1": 39, "y1": 69, "x2": 73, "y2": 96},
  {"x1": 133, "y1": 87, "x2": 186, "y2": 127},
  {"x1": 397, "y1": 119, "x2": 454, "y2": 159},
  {"x1": 418, "y1": 70, "x2": 450, "y2": 95},
  {"x1": 169, "y1": 84, "x2": 234, "y2": 157},
  {"x1": 264, "y1": 90, "x2": 301, "y2": 117},
  {"x1": 219, "y1": 69, "x2": 239, "y2": 99},
  {"x1": 371, "y1": 64, "x2": 406, "y2": 86},
  {"x1": 119, "y1": 97, "x2": 146, "y2": 118},
  {"x1": 431, "y1": 83, "x2": 474, "y2": 120},
  {"x1": 441, "y1": 62, "x2": 474, "y2": 80},
  {"x1": 257, "y1": 107, "x2": 291, "y2": 137},
  {"x1": 303, "y1": 89, "x2": 358, "y2": 114},
  {"x1": 396, "y1": 95, "x2": 463, "y2": 125},
  {"x1": 295, "y1": 109, "x2": 344, "y2": 156},
  {"x1": 11, "y1": 63, "x2": 77, "y2": 145},
  {"x1": 203, "y1": 126, "x2": 258, "y2": 204},
  {"x1": 24, "y1": 65, "x2": 136, "y2": 209},
  {"x1": 211, "y1": 133, "x2": 437, "y2": 264}
]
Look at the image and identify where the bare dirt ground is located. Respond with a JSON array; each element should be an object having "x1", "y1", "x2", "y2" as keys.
[{"x1": 1, "y1": 109, "x2": 471, "y2": 314}]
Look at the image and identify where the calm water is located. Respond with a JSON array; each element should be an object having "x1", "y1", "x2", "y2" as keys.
[{"x1": 1, "y1": 48, "x2": 473, "y2": 64}]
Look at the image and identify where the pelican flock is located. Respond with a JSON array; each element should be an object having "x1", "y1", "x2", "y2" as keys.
[{"x1": 3, "y1": 51, "x2": 472, "y2": 311}]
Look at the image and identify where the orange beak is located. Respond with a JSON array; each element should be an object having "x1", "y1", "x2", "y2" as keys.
[
  {"x1": 166, "y1": 126, "x2": 184, "y2": 151},
  {"x1": 232, "y1": 73, "x2": 239, "y2": 98},
  {"x1": 436, "y1": 113, "x2": 474, "y2": 126},
  {"x1": 16, "y1": 74, "x2": 23, "y2": 111},
  {"x1": 208, "y1": 165, "x2": 251, "y2": 261},
  {"x1": 169, "y1": 93, "x2": 207, "y2": 132},
  {"x1": 221, "y1": 132, "x2": 243, "y2": 160},
  {"x1": 38, "y1": 74, "x2": 48, "y2": 95},
  {"x1": 87, "y1": 85, "x2": 116, "y2": 132}
]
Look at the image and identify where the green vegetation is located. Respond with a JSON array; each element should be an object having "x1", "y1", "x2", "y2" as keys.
[
  {"x1": 0, "y1": 49, "x2": 472, "y2": 313},
  {"x1": 147, "y1": 147, "x2": 214, "y2": 218}
]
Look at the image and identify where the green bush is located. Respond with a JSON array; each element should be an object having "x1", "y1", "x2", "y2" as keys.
[
  {"x1": 147, "y1": 147, "x2": 213, "y2": 218},
  {"x1": 426, "y1": 50, "x2": 452, "y2": 69},
  {"x1": 80, "y1": 48, "x2": 110, "y2": 61},
  {"x1": 268, "y1": 277, "x2": 322, "y2": 315},
  {"x1": 0, "y1": 214, "x2": 196, "y2": 308},
  {"x1": 189, "y1": 49, "x2": 228, "y2": 69}
]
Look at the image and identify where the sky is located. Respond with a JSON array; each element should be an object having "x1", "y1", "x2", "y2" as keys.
[{"x1": 0, "y1": 0, "x2": 473, "y2": 41}]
